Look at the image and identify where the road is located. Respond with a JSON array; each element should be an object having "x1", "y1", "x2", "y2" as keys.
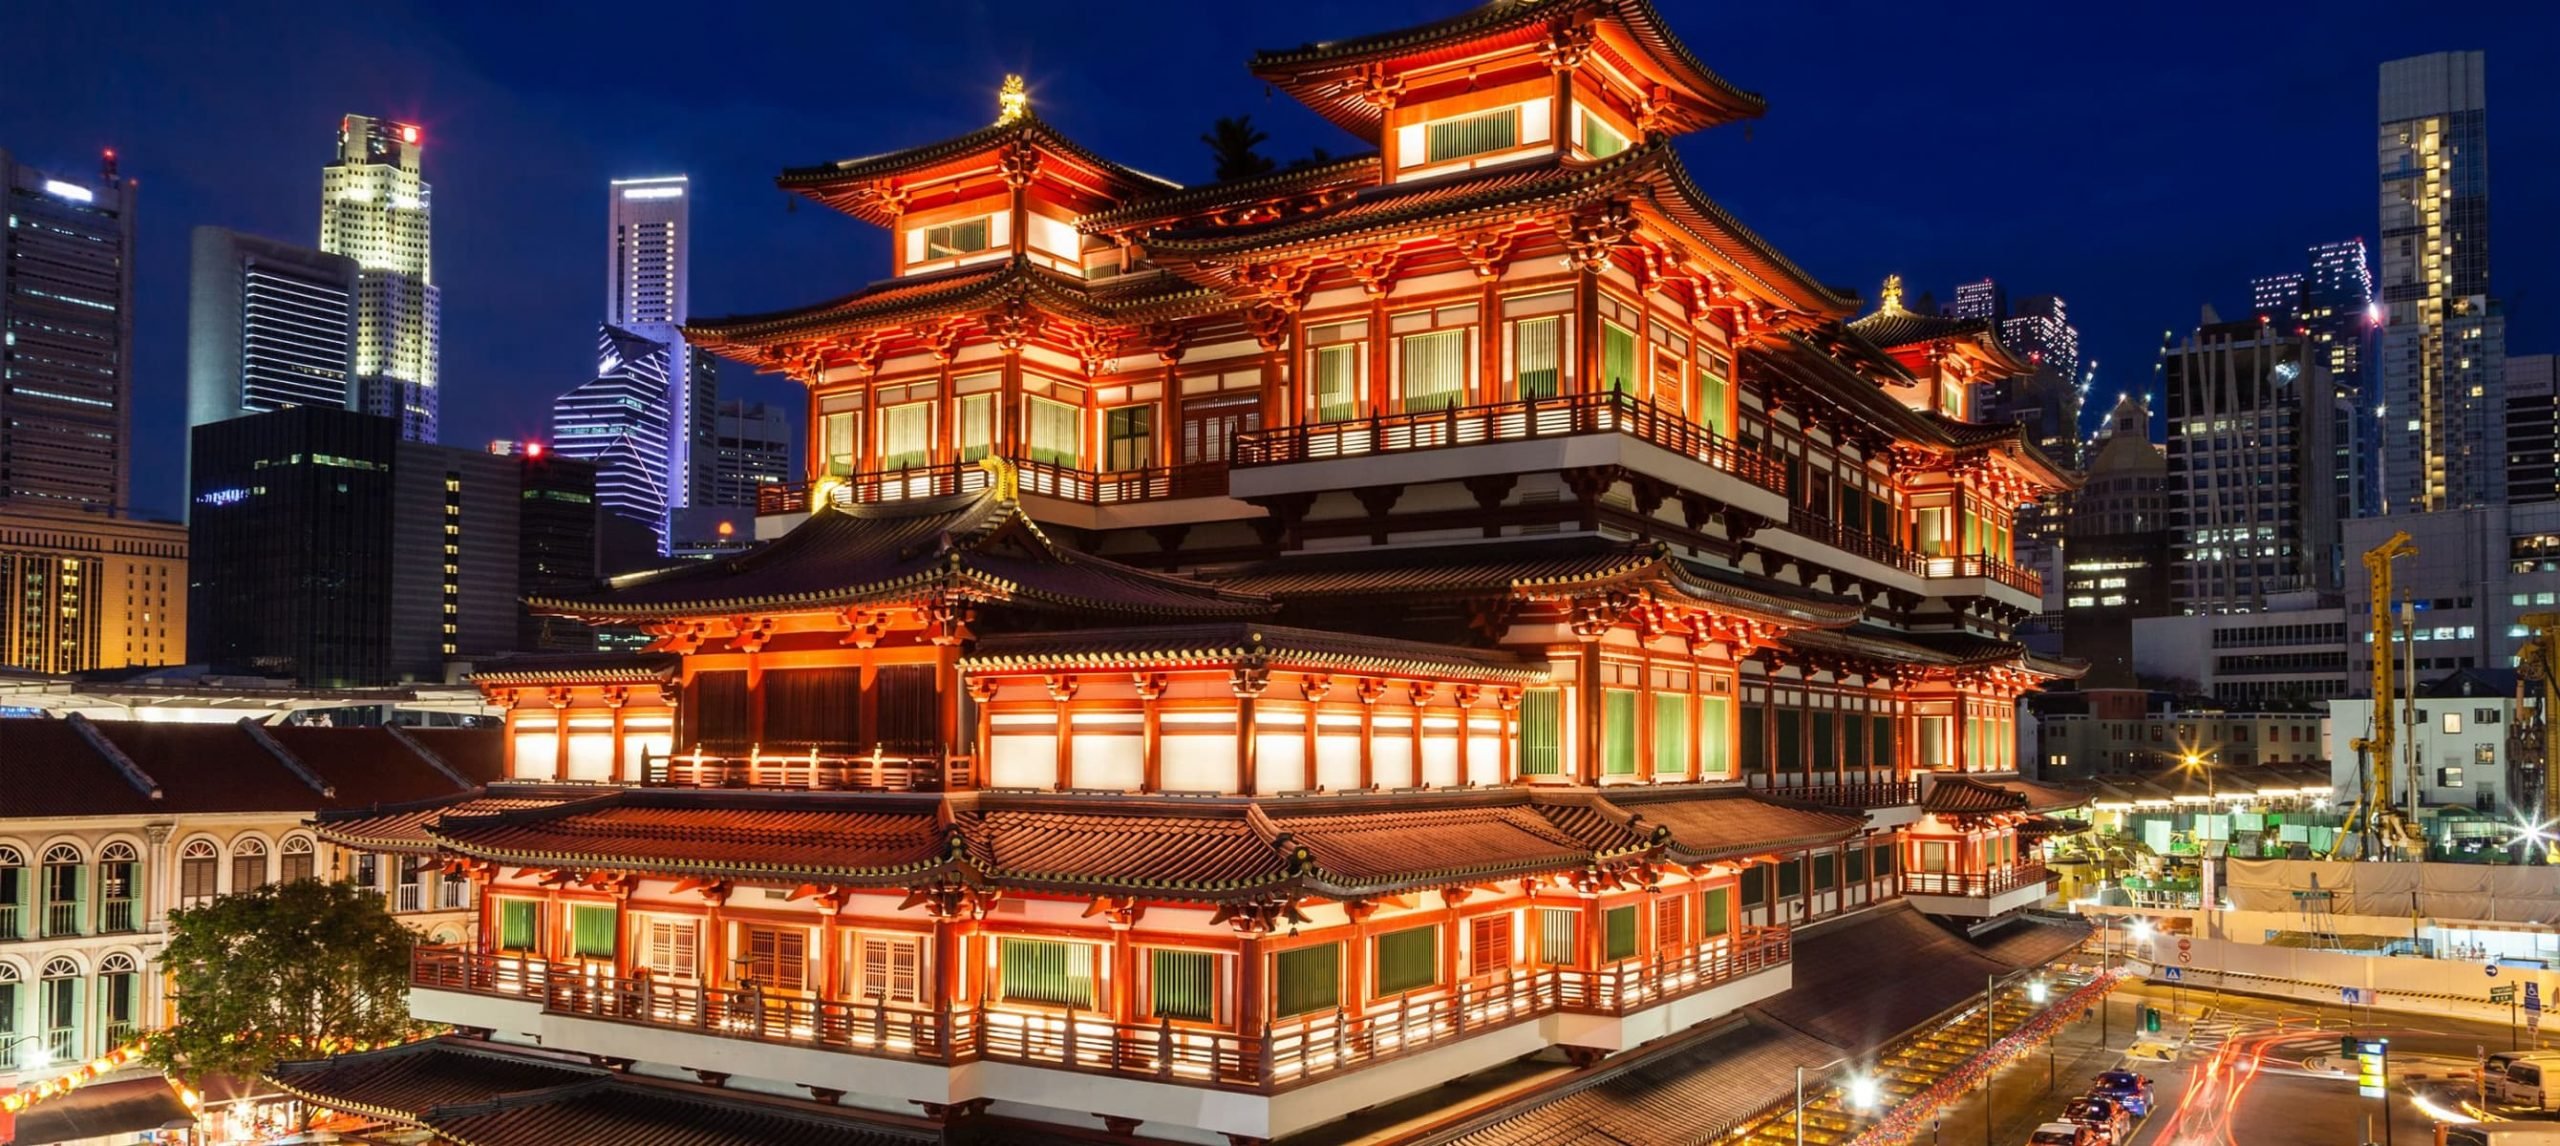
[{"x1": 1928, "y1": 979, "x2": 2543, "y2": 1146}]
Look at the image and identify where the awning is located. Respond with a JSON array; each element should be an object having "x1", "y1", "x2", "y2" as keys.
[{"x1": 6, "y1": 1075, "x2": 192, "y2": 1145}]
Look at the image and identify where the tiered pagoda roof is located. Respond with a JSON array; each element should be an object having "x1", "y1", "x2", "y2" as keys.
[
  {"x1": 960, "y1": 622, "x2": 1547, "y2": 681},
  {"x1": 777, "y1": 110, "x2": 1179, "y2": 227},
  {"x1": 1785, "y1": 625, "x2": 2089, "y2": 681},
  {"x1": 393, "y1": 784, "x2": 1864, "y2": 904},
  {"x1": 524, "y1": 480, "x2": 1269, "y2": 624},
  {"x1": 682, "y1": 258, "x2": 1227, "y2": 367},
  {"x1": 1249, "y1": 0, "x2": 1767, "y2": 138}
]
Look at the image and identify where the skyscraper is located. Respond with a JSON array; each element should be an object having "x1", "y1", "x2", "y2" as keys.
[
  {"x1": 186, "y1": 227, "x2": 360, "y2": 430},
  {"x1": 607, "y1": 175, "x2": 716, "y2": 512},
  {"x1": 321, "y1": 115, "x2": 440, "y2": 442},
  {"x1": 550, "y1": 325, "x2": 674, "y2": 548},
  {"x1": 1946, "y1": 278, "x2": 2004, "y2": 322},
  {"x1": 2378, "y1": 51, "x2": 2501, "y2": 512},
  {"x1": 1, "y1": 146, "x2": 135, "y2": 511},
  {"x1": 2060, "y1": 395, "x2": 2171, "y2": 687},
  {"x1": 2163, "y1": 313, "x2": 2353, "y2": 612},
  {"x1": 709, "y1": 399, "x2": 794, "y2": 507},
  {"x1": 2302, "y1": 239, "x2": 2375, "y2": 392},
  {"x1": 2249, "y1": 272, "x2": 2304, "y2": 321},
  {"x1": 2507, "y1": 356, "x2": 2560, "y2": 505}
]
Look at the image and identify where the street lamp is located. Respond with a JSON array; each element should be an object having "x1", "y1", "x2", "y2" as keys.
[
  {"x1": 3, "y1": 1033, "x2": 49, "y2": 1072},
  {"x1": 1796, "y1": 1055, "x2": 1867, "y2": 1146}
]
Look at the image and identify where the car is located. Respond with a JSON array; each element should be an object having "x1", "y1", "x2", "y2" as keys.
[
  {"x1": 2088, "y1": 1069, "x2": 2156, "y2": 1117},
  {"x1": 2027, "y1": 1122, "x2": 2099, "y2": 1146},
  {"x1": 2062, "y1": 1095, "x2": 2133, "y2": 1141}
]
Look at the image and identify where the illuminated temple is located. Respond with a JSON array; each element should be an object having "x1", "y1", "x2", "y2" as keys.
[{"x1": 275, "y1": 2, "x2": 2096, "y2": 1142}]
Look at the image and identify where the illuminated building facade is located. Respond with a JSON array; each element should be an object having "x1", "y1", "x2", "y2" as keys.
[
  {"x1": 320, "y1": 115, "x2": 439, "y2": 442},
  {"x1": 284, "y1": 5, "x2": 2091, "y2": 1142},
  {"x1": 549, "y1": 325, "x2": 674, "y2": 548},
  {"x1": 606, "y1": 175, "x2": 719, "y2": 516},
  {"x1": 0, "y1": 147, "x2": 135, "y2": 513},
  {"x1": 2506, "y1": 355, "x2": 2560, "y2": 506},
  {"x1": 0, "y1": 507, "x2": 185, "y2": 674},
  {"x1": 183, "y1": 228, "x2": 359, "y2": 434},
  {"x1": 2378, "y1": 51, "x2": 2502, "y2": 513},
  {"x1": 708, "y1": 397, "x2": 792, "y2": 507},
  {"x1": 2059, "y1": 396, "x2": 2170, "y2": 687}
]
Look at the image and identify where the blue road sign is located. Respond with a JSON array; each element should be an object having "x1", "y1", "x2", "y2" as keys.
[{"x1": 2162, "y1": 966, "x2": 2183, "y2": 982}]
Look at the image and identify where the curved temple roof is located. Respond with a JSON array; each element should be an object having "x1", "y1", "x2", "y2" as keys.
[{"x1": 413, "y1": 784, "x2": 1865, "y2": 904}]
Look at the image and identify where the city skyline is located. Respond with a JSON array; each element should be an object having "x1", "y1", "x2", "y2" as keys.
[{"x1": 5, "y1": 1, "x2": 2557, "y2": 522}]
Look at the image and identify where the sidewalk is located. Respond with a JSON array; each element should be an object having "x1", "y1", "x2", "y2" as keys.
[{"x1": 1913, "y1": 992, "x2": 2132, "y2": 1146}]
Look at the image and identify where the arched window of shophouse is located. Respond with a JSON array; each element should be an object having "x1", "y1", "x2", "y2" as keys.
[
  {"x1": 40, "y1": 956, "x2": 80, "y2": 1062},
  {"x1": 96, "y1": 953, "x2": 138, "y2": 1048},
  {"x1": 96, "y1": 843, "x2": 138, "y2": 933},
  {"x1": 230, "y1": 837, "x2": 269, "y2": 893},
  {"x1": 177, "y1": 840, "x2": 219, "y2": 910},
  {"x1": 279, "y1": 835, "x2": 316, "y2": 884},
  {"x1": 41, "y1": 845, "x2": 82, "y2": 938}
]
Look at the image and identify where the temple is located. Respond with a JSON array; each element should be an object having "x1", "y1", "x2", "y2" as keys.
[{"x1": 283, "y1": 2, "x2": 2089, "y2": 1143}]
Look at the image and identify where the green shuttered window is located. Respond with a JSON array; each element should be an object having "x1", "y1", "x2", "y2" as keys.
[
  {"x1": 880, "y1": 403, "x2": 930, "y2": 470},
  {"x1": 1601, "y1": 690, "x2": 1638, "y2": 776},
  {"x1": 1150, "y1": 949, "x2": 1215, "y2": 1022},
  {"x1": 1400, "y1": 330, "x2": 1466, "y2": 412},
  {"x1": 1275, "y1": 943, "x2": 1341, "y2": 1018},
  {"x1": 568, "y1": 904, "x2": 616, "y2": 959},
  {"x1": 957, "y1": 393, "x2": 994, "y2": 462},
  {"x1": 1315, "y1": 345, "x2": 1360, "y2": 422},
  {"x1": 1703, "y1": 888, "x2": 1731, "y2": 936},
  {"x1": 1602, "y1": 905, "x2": 1638, "y2": 961},
  {"x1": 498, "y1": 899, "x2": 538, "y2": 952},
  {"x1": 1514, "y1": 316, "x2": 1562, "y2": 398},
  {"x1": 1426, "y1": 108, "x2": 1520, "y2": 163},
  {"x1": 1374, "y1": 924, "x2": 1439, "y2": 996},
  {"x1": 1027, "y1": 397, "x2": 1080, "y2": 467},
  {"x1": 1601, "y1": 323, "x2": 1638, "y2": 394},
  {"x1": 999, "y1": 938, "x2": 1096, "y2": 1008},
  {"x1": 1700, "y1": 696, "x2": 1732, "y2": 777},
  {"x1": 1520, "y1": 688, "x2": 1564, "y2": 776},
  {"x1": 1697, "y1": 352, "x2": 1731, "y2": 438},
  {"x1": 1653, "y1": 694, "x2": 1689, "y2": 776}
]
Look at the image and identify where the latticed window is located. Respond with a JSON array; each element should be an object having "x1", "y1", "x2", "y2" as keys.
[
  {"x1": 743, "y1": 925, "x2": 806, "y2": 989},
  {"x1": 1602, "y1": 905, "x2": 1638, "y2": 962},
  {"x1": 1468, "y1": 914, "x2": 1511, "y2": 977},
  {"x1": 1399, "y1": 330, "x2": 1466, "y2": 412},
  {"x1": 1775, "y1": 707, "x2": 1802, "y2": 770},
  {"x1": 1149, "y1": 949, "x2": 1216, "y2": 1022},
  {"x1": 1513, "y1": 316, "x2": 1562, "y2": 398},
  {"x1": 1537, "y1": 907, "x2": 1577, "y2": 966},
  {"x1": 957, "y1": 393, "x2": 994, "y2": 463},
  {"x1": 1026, "y1": 397, "x2": 1080, "y2": 467},
  {"x1": 177, "y1": 840, "x2": 217, "y2": 909},
  {"x1": 922, "y1": 216, "x2": 991, "y2": 259},
  {"x1": 1777, "y1": 859, "x2": 1803, "y2": 898},
  {"x1": 822, "y1": 411, "x2": 859, "y2": 475},
  {"x1": 1873, "y1": 716, "x2": 1895, "y2": 770},
  {"x1": 1518, "y1": 688, "x2": 1563, "y2": 776},
  {"x1": 1425, "y1": 107, "x2": 1520, "y2": 163},
  {"x1": 569, "y1": 904, "x2": 618, "y2": 960},
  {"x1": 1373, "y1": 924, "x2": 1438, "y2": 996},
  {"x1": 497, "y1": 899, "x2": 540, "y2": 952},
  {"x1": 1847, "y1": 848, "x2": 1868, "y2": 884},
  {"x1": 279, "y1": 836, "x2": 315, "y2": 883},
  {"x1": 999, "y1": 938, "x2": 1096, "y2": 1008},
  {"x1": 231, "y1": 837, "x2": 268, "y2": 893},
  {"x1": 643, "y1": 919, "x2": 700, "y2": 980},
  {"x1": 878, "y1": 403, "x2": 931, "y2": 470},
  {"x1": 874, "y1": 664, "x2": 940, "y2": 752},
  {"x1": 1844, "y1": 717, "x2": 1868, "y2": 770},
  {"x1": 1601, "y1": 322, "x2": 1638, "y2": 394},
  {"x1": 1655, "y1": 897, "x2": 1687, "y2": 951},
  {"x1": 1813, "y1": 853, "x2": 1837, "y2": 890},
  {"x1": 1653, "y1": 694, "x2": 1688, "y2": 776},
  {"x1": 1874, "y1": 844, "x2": 1897, "y2": 876},
  {"x1": 855, "y1": 934, "x2": 922, "y2": 1003},
  {"x1": 1812, "y1": 712, "x2": 1836, "y2": 771},
  {"x1": 1696, "y1": 351, "x2": 1731, "y2": 438},
  {"x1": 1273, "y1": 943, "x2": 1340, "y2": 1018},
  {"x1": 1601, "y1": 689, "x2": 1638, "y2": 776},
  {"x1": 1104, "y1": 405, "x2": 1154, "y2": 472},
  {"x1": 1739, "y1": 866, "x2": 1766, "y2": 907},
  {"x1": 1313, "y1": 344, "x2": 1360, "y2": 422},
  {"x1": 1703, "y1": 887, "x2": 1731, "y2": 937}
]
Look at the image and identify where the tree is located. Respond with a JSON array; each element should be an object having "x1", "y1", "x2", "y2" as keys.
[
  {"x1": 147, "y1": 879, "x2": 420, "y2": 1083},
  {"x1": 1202, "y1": 116, "x2": 1276, "y2": 181}
]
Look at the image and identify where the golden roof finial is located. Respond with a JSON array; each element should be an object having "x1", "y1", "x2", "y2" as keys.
[
  {"x1": 1879, "y1": 274, "x2": 1906, "y2": 315},
  {"x1": 996, "y1": 75, "x2": 1029, "y2": 126},
  {"x1": 978, "y1": 454, "x2": 1020, "y2": 502}
]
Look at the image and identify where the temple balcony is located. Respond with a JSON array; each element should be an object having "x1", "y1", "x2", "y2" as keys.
[
  {"x1": 1225, "y1": 392, "x2": 1789, "y2": 520},
  {"x1": 1919, "y1": 552, "x2": 2043, "y2": 606},
  {"x1": 409, "y1": 931, "x2": 1790, "y2": 1140},
  {"x1": 640, "y1": 746, "x2": 973, "y2": 792},
  {"x1": 1902, "y1": 861, "x2": 2050, "y2": 918},
  {"x1": 754, "y1": 457, "x2": 1245, "y2": 541}
]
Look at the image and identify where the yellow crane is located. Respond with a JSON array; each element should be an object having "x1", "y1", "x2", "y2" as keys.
[
  {"x1": 2514, "y1": 614, "x2": 2560, "y2": 859},
  {"x1": 2330, "y1": 532, "x2": 2425, "y2": 859}
]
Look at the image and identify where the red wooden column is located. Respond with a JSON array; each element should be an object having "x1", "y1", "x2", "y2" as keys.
[
  {"x1": 1234, "y1": 662, "x2": 1270, "y2": 795},
  {"x1": 1049, "y1": 675, "x2": 1078, "y2": 790},
  {"x1": 550, "y1": 692, "x2": 571, "y2": 778},
  {"x1": 702, "y1": 885, "x2": 731, "y2": 995},
  {"x1": 1138, "y1": 674, "x2": 1166, "y2": 793},
  {"x1": 1356, "y1": 679, "x2": 1383, "y2": 790},
  {"x1": 1406, "y1": 681, "x2": 1429, "y2": 786},
  {"x1": 1577, "y1": 643, "x2": 1604, "y2": 784}
]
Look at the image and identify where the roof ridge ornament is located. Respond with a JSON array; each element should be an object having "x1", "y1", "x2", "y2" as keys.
[
  {"x1": 977, "y1": 454, "x2": 1020, "y2": 503},
  {"x1": 1878, "y1": 274, "x2": 1907, "y2": 315},
  {"x1": 995, "y1": 75, "x2": 1028, "y2": 126}
]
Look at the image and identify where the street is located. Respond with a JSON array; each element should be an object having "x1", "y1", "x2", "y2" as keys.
[{"x1": 1919, "y1": 980, "x2": 2543, "y2": 1146}]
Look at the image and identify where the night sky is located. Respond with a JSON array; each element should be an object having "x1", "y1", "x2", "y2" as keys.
[{"x1": 9, "y1": 0, "x2": 2559, "y2": 520}]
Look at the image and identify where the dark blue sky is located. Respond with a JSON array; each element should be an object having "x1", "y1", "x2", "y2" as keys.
[{"x1": 10, "y1": 0, "x2": 2558, "y2": 519}]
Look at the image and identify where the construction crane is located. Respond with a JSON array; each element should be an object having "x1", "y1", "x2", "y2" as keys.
[
  {"x1": 2514, "y1": 614, "x2": 2560, "y2": 859},
  {"x1": 2330, "y1": 532, "x2": 2425, "y2": 860}
]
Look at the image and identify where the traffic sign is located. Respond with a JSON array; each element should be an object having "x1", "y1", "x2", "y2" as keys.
[
  {"x1": 2162, "y1": 966, "x2": 2183, "y2": 982},
  {"x1": 2528, "y1": 983, "x2": 2543, "y2": 1013},
  {"x1": 2343, "y1": 987, "x2": 2371, "y2": 1005},
  {"x1": 2493, "y1": 985, "x2": 2518, "y2": 1004},
  {"x1": 2355, "y1": 1038, "x2": 2389, "y2": 1099},
  {"x1": 2489, "y1": 964, "x2": 2502, "y2": 978}
]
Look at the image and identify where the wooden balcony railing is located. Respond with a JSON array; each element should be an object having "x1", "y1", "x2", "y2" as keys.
[
  {"x1": 98, "y1": 897, "x2": 135, "y2": 933},
  {"x1": 758, "y1": 458, "x2": 1229, "y2": 516},
  {"x1": 414, "y1": 928, "x2": 1790, "y2": 1095},
  {"x1": 1229, "y1": 391, "x2": 1788, "y2": 496},
  {"x1": 43, "y1": 901, "x2": 78, "y2": 938},
  {"x1": 1922, "y1": 553, "x2": 2043, "y2": 597},
  {"x1": 1787, "y1": 506, "x2": 1924, "y2": 574},
  {"x1": 643, "y1": 747, "x2": 974, "y2": 792},
  {"x1": 1764, "y1": 780, "x2": 1920, "y2": 810},
  {"x1": 1903, "y1": 862, "x2": 2049, "y2": 898},
  {"x1": 0, "y1": 903, "x2": 18, "y2": 941}
]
